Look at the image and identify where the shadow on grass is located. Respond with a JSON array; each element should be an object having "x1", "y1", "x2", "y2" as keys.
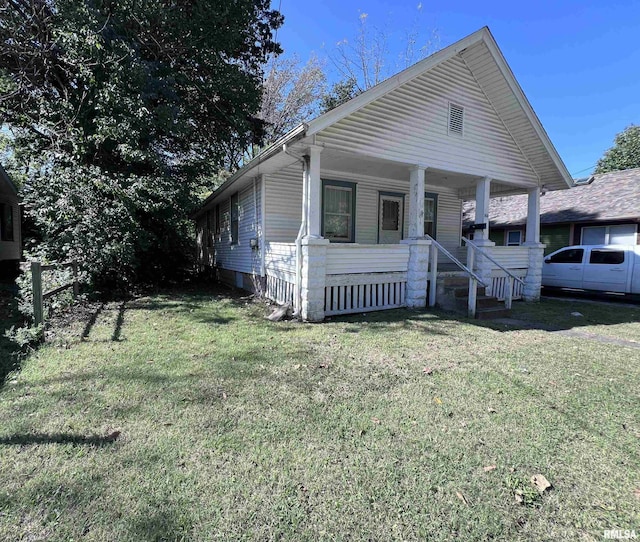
[
  {"x1": 128, "y1": 508, "x2": 192, "y2": 542},
  {"x1": 0, "y1": 281, "x2": 25, "y2": 389},
  {"x1": 472, "y1": 296, "x2": 640, "y2": 334},
  {"x1": 0, "y1": 432, "x2": 118, "y2": 447},
  {"x1": 324, "y1": 307, "x2": 459, "y2": 336},
  {"x1": 79, "y1": 295, "x2": 239, "y2": 344}
]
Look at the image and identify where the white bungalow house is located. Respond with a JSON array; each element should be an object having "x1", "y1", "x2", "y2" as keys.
[
  {"x1": 0, "y1": 164, "x2": 21, "y2": 268},
  {"x1": 194, "y1": 27, "x2": 573, "y2": 321}
]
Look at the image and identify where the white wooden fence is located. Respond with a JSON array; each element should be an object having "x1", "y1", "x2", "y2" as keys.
[
  {"x1": 489, "y1": 270, "x2": 527, "y2": 301},
  {"x1": 325, "y1": 272, "x2": 407, "y2": 316}
]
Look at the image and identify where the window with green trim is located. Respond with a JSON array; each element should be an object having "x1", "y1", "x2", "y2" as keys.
[
  {"x1": 424, "y1": 192, "x2": 438, "y2": 238},
  {"x1": 322, "y1": 180, "x2": 356, "y2": 242},
  {"x1": 230, "y1": 193, "x2": 239, "y2": 244},
  {"x1": 214, "y1": 203, "x2": 221, "y2": 240}
]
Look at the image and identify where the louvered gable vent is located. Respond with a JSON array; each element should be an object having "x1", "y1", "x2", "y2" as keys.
[{"x1": 448, "y1": 103, "x2": 464, "y2": 136}]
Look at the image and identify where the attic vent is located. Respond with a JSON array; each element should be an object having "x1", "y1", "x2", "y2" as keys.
[{"x1": 448, "y1": 103, "x2": 464, "y2": 136}]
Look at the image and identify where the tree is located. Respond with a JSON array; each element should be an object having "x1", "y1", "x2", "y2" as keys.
[
  {"x1": 320, "y1": 77, "x2": 360, "y2": 113},
  {"x1": 0, "y1": 0, "x2": 282, "y2": 287},
  {"x1": 259, "y1": 55, "x2": 326, "y2": 144},
  {"x1": 329, "y1": 7, "x2": 439, "y2": 96},
  {"x1": 224, "y1": 54, "x2": 326, "y2": 170},
  {"x1": 595, "y1": 125, "x2": 640, "y2": 174}
]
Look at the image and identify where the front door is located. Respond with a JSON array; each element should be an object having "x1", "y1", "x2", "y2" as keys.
[{"x1": 378, "y1": 193, "x2": 404, "y2": 244}]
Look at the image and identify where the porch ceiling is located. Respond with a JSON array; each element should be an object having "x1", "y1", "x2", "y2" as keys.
[{"x1": 315, "y1": 145, "x2": 534, "y2": 198}]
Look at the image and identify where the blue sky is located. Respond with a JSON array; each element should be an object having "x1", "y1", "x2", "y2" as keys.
[{"x1": 275, "y1": 0, "x2": 640, "y2": 177}]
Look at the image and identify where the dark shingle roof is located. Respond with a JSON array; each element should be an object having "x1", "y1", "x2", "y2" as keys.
[{"x1": 463, "y1": 168, "x2": 640, "y2": 227}]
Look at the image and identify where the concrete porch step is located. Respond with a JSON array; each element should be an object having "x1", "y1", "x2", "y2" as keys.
[
  {"x1": 455, "y1": 295, "x2": 502, "y2": 310},
  {"x1": 446, "y1": 284, "x2": 487, "y2": 298},
  {"x1": 434, "y1": 269, "x2": 512, "y2": 319}
]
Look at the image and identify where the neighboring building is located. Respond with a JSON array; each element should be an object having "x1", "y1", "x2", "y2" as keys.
[
  {"x1": 194, "y1": 27, "x2": 573, "y2": 321},
  {"x1": 0, "y1": 164, "x2": 21, "y2": 268},
  {"x1": 463, "y1": 168, "x2": 640, "y2": 255}
]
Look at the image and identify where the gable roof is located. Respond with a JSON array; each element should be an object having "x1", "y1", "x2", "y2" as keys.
[
  {"x1": 0, "y1": 164, "x2": 18, "y2": 197},
  {"x1": 463, "y1": 168, "x2": 640, "y2": 227},
  {"x1": 197, "y1": 26, "x2": 572, "y2": 216}
]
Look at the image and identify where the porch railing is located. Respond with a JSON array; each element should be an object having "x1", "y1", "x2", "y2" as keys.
[
  {"x1": 425, "y1": 235, "x2": 487, "y2": 318},
  {"x1": 461, "y1": 237, "x2": 526, "y2": 310}
]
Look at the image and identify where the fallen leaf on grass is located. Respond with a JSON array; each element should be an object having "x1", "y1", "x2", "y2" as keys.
[
  {"x1": 456, "y1": 491, "x2": 469, "y2": 505},
  {"x1": 483, "y1": 465, "x2": 497, "y2": 472},
  {"x1": 371, "y1": 417, "x2": 381, "y2": 425},
  {"x1": 433, "y1": 397, "x2": 442, "y2": 405},
  {"x1": 634, "y1": 488, "x2": 640, "y2": 500},
  {"x1": 531, "y1": 474, "x2": 552, "y2": 493}
]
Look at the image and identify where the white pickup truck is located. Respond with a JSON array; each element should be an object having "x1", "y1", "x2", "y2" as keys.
[{"x1": 541, "y1": 245, "x2": 640, "y2": 294}]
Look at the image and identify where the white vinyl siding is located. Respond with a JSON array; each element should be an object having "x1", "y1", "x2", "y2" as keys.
[
  {"x1": 316, "y1": 54, "x2": 538, "y2": 187},
  {"x1": 211, "y1": 179, "x2": 262, "y2": 275},
  {"x1": 265, "y1": 167, "x2": 462, "y2": 254},
  {"x1": 264, "y1": 165, "x2": 304, "y2": 243}
]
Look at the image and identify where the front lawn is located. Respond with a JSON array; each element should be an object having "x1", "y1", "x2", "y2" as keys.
[{"x1": 1, "y1": 288, "x2": 638, "y2": 541}]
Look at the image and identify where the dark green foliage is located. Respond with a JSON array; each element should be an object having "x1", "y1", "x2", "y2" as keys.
[
  {"x1": 595, "y1": 125, "x2": 640, "y2": 174},
  {"x1": 320, "y1": 77, "x2": 361, "y2": 113},
  {"x1": 0, "y1": 0, "x2": 282, "y2": 289}
]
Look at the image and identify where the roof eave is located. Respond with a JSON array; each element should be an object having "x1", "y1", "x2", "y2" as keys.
[
  {"x1": 193, "y1": 123, "x2": 308, "y2": 218},
  {"x1": 479, "y1": 29, "x2": 574, "y2": 190}
]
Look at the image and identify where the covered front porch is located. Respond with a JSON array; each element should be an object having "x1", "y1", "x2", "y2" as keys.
[{"x1": 263, "y1": 145, "x2": 546, "y2": 321}]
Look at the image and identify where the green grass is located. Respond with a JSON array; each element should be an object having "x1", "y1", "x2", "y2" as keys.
[
  {"x1": 1, "y1": 288, "x2": 639, "y2": 541},
  {"x1": 511, "y1": 296, "x2": 640, "y2": 342}
]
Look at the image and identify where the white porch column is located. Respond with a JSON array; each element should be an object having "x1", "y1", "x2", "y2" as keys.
[
  {"x1": 401, "y1": 239, "x2": 431, "y2": 308},
  {"x1": 306, "y1": 145, "x2": 323, "y2": 239},
  {"x1": 523, "y1": 186, "x2": 545, "y2": 301},
  {"x1": 474, "y1": 177, "x2": 492, "y2": 243},
  {"x1": 408, "y1": 166, "x2": 426, "y2": 238},
  {"x1": 299, "y1": 145, "x2": 327, "y2": 321},
  {"x1": 403, "y1": 165, "x2": 429, "y2": 309},
  {"x1": 525, "y1": 187, "x2": 541, "y2": 244},
  {"x1": 300, "y1": 237, "x2": 329, "y2": 321},
  {"x1": 472, "y1": 177, "x2": 495, "y2": 289}
]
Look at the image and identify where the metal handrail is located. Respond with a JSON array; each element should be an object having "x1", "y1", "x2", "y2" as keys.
[
  {"x1": 461, "y1": 237, "x2": 525, "y2": 286},
  {"x1": 425, "y1": 235, "x2": 487, "y2": 286}
]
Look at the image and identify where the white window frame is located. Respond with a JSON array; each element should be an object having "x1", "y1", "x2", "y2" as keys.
[
  {"x1": 322, "y1": 180, "x2": 356, "y2": 243},
  {"x1": 506, "y1": 230, "x2": 523, "y2": 246},
  {"x1": 581, "y1": 224, "x2": 637, "y2": 245}
]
